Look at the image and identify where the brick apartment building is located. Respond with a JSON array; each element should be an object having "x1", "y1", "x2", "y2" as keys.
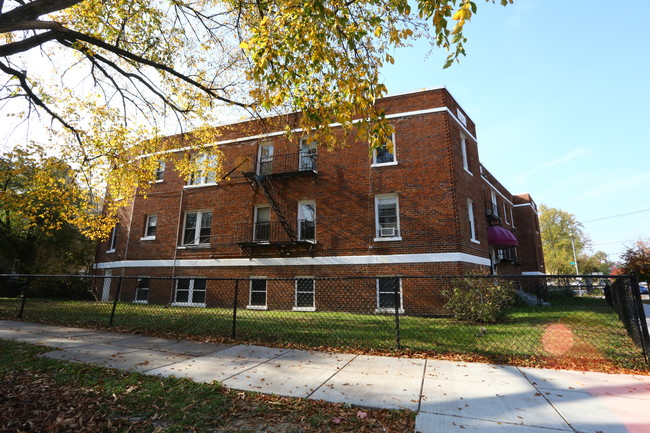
[{"x1": 94, "y1": 87, "x2": 545, "y2": 312}]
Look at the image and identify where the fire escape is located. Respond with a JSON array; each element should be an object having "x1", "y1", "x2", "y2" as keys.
[{"x1": 238, "y1": 151, "x2": 318, "y2": 257}]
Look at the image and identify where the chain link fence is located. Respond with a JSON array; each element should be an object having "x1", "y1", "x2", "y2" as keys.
[{"x1": 1, "y1": 273, "x2": 648, "y2": 370}]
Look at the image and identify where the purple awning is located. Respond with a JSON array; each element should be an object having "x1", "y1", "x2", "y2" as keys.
[{"x1": 487, "y1": 226, "x2": 518, "y2": 247}]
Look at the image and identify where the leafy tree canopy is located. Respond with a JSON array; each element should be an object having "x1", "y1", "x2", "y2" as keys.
[
  {"x1": 0, "y1": 146, "x2": 95, "y2": 273},
  {"x1": 539, "y1": 204, "x2": 590, "y2": 275},
  {"x1": 1, "y1": 0, "x2": 511, "y2": 238},
  {"x1": 578, "y1": 250, "x2": 614, "y2": 276},
  {"x1": 619, "y1": 240, "x2": 650, "y2": 283}
]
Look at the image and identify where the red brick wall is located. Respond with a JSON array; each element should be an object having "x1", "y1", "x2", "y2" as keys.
[
  {"x1": 95, "y1": 88, "x2": 544, "y2": 279},
  {"x1": 513, "y1": 194, "x2": 545, "y2": 273}
]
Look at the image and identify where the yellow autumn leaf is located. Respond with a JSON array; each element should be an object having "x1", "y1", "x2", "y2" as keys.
[{"x1": 452, "y1": 8, "x2": 472, "y2": 21}]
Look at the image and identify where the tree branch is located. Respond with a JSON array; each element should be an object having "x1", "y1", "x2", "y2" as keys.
[
  {"x1": 0, "y1": 0, "x2": 81, "y2": 31},
  {"x1": 2, "y1": 20, "x2": 252, "y2": 109},
  {"x1": 0, "y1": 29, "x2": 58, "y2": 56},
  {"x1": 0, "y1": 60, "x2": 82, "y2": 144}
]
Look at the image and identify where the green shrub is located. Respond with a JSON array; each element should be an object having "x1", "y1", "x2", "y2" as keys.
[
  {"x1": 445, "y1": 279, "x2": 516, "y2": 323},
  {"x1": 547, "y1": 286, "x2": 575, "y2": 300}
]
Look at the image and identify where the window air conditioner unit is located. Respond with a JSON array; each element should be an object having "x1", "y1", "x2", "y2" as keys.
[{"x1": 380, "y1": 227, "x2": 396, "y2": 237}]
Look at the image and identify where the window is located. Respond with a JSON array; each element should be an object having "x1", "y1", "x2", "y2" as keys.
[
  {"x1": 294, "y1": 278, "x2": 315, "y2": 310},
  {"x1": 490, "y1": 190, "x2": 499, "y2": 217},
  {"x1": 467, "y1": 198, "x2": 478, "y2": 243},
  {"x1": 376, "y1": 277, "x2": 403, "y2": 312},
  {"x1": 461, "y1": 135, "x2": 471, "y2": 173},
  {"x1": 299, "y1": 138, "x2": 317, "y2": 171},
  {"x1": 107, "y1": 224, "x2": 118, "y2": 252},
  {"x1": 188, "y1": 154, "x2": 217, "y2": 186},
  {"x1": 298, "y1": 201, "x2": 316, "y2": 241},
  {"x1": 249, "y1": 278, "x2": 267, "y2": 309},
  {"x1": 183, "y1": 211, "x2": 212, "y2": 246},
  {"x1": 154, "y1": 161, "x2": 165, "y2": 182},
  {"x1": 135, "y1": 278, "x2": 149, "y2": 303},
  {"x1": 457, "y1": 108, "x2": 467, "y2": 126},
  {"x1": 173, "y1": 278, "x2": 206, "y2": 307},
  {"x1": 503, "y1": 203, "x2": 509, "y2": 225},
  {"x1": 497, "y1": 247, "x2": 518, "y2": 263},
  {"x1": 143, "y1": 215, "x2": 157, "y2": 239},
  {"x1": 254, "y1": 206, "x2": 271, "y2": 242},
  {"x1": 257, "y1": 142, "x2": 274, "y2": 175},
  {"x1": 375, "y1": 194, "x2": 401, "y2": 240},
  {"x1": 372, "y1": 132, "x2": 396, "y2": 165},
  {"x1": 510, "y1": 207, "x2": 515, "y2": 228}
]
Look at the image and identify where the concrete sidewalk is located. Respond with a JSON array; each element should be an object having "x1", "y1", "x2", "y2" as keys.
[{"x1": 2, "y1": 320, "x2": 649, "y2": 433}]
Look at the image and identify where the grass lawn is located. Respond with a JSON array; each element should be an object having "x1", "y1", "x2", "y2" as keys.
[
  {"x1": 1, "y1": 296, "x2": 647, "y2": 372},
  {"x1": 0, "y1": 340, "x2": 415, "y2": 432}
]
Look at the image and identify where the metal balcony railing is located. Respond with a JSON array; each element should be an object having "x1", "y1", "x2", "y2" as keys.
[
  {"x1": 243, "y1": 151, "x2": 317, "y2": 177},
  {"x1": 236, "y1": 220, "x2": 316, "y2": 245}
]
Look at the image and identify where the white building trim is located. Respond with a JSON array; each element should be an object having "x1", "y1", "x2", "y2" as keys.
[
  {"x1": 94, "y1": 252, "x2": 491, "y2": 269},
  {"x1": 139, "y1": 104, "x2": 478, "y2": 160},
  {"x1": 513, "y1": 202, "x2": 539, "y2": 215},
  {"x1": 481, "y1": 175, "x2": 515, "y2": 206}
]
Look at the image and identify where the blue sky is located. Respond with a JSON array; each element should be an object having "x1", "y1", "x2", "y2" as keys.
[{"x1": 382, "y1": 0, "x2": 650, "y2": 262}]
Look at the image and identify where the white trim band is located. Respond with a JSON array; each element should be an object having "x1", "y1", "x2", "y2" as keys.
[
  {"x1": 140, "y1": 105, "x2": 477, "y2": 159},
  {"x1": 94, "y1": 252, "x2": 491, "y2": 269}
]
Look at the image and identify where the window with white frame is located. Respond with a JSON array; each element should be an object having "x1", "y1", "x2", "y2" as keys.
[
  {"x1": 457, "y1": 108, "x2": 467, "y2": 126},
  {"x1": 182, "y1": 211, "x2": 212, "y2": 246},
  {"x1": 254, "y1": 206, "x2": 271, "y2": 242},
  {"x1": 375, "y1": 194, "x2": 400, "y2": 239},
  {"x1": 376, "y1": 277, "x2": 403, "y2": 312},
  {"x1": 467, "y1": 198, "x2": 478, "y2": 242},
  {"x1": 294, "y1": 278, "x2": 315, "y2": 310},
  {"x1": 460, "y1": 135, "x2": 470, "y2": 173},
  {"x1": 187, "y1": 154, "x2": 217, "y2": 186},
  {"x1": 249, "y1": 278, "x2": 267, "y2": 309},
  {"x1": 299, "y1": 138, "x2": 317, "y2": 171},
  {"x1": 372, "y1": 132, "x2": 396, "y2": 165},
  {"x1": 154, "y1": 161, "x2": 165, "y2": 182},
  {"x1": 107, "y1": 224, "x2": 118, "y2": 252},
  {"x1": 503, "y1": 203, "x2": 510, "y2": 225},
  {"x1": 173, "y1": 278, "x2": 206, "y2": 306},
  {"x1": 143, "y1": 215, "x2": 157, "y2": 239},
  {"x1": 135, "y1": 278, "x2": 149, "y2": 303},
  {"x1": 510, "y1": 207, "x2": 515, "y2": 228},
  {"x1": 298, "y1": 201, "x2": 316, "y2": 241}
]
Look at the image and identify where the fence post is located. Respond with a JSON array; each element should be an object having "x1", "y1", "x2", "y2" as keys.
[
  {"x1": 18, "y1": 277, "x2": 29, "y2": 320},
  {"x1": 393, "y1": 277, "x2": 401, "y2": 350},
  {"x1": 232, "y1": 279, "x2": 239, "y2": 339},
  {"x1": 631, "y1": 274, "x2": 650, "y2": 365},
  {"x1": 109, "y1": 276, "x2": 123, "y2": 326}
]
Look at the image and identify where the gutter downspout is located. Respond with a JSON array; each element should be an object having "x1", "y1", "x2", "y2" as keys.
[
  {"x1": 122, "y1": 197, "x2": 136, "y2": 278},
  {"x1": 170, "y1": 187, "x2": 185, "y2": 301}
]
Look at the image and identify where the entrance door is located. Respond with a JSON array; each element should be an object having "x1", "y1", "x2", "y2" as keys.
[
  {"x1": 299, "y1": 138, "x2": 317, "y2": 171},
  {"x1": 254, "y1": 206, "x2": 271, "y2": 242},
  {"x1": 257, "y1": 143, "x2": 274, "y2": 175},
  {"x1": 101, "y1": 270, "x2": 112, "y2": 302}
]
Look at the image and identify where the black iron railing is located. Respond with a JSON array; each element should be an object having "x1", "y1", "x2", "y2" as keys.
[
  {"x1": 243, "y1": 151, "x2": 317, "y2": 176},
  {"x1": 235, "y1": 220, "x2": 316, "y2": 244}
]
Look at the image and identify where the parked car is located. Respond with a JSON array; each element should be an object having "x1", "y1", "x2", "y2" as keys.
[{"x1": 639, "y1": 282, "x2": 649, "y2": 295}]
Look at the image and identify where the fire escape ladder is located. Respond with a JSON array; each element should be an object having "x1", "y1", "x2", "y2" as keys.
[{"x1": 256, "y1": 174, "x2": 297, "y2": 241}]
